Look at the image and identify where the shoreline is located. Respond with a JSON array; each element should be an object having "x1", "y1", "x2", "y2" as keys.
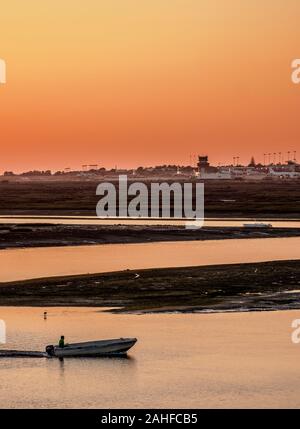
[{"x1": 0, "y1": 260, "x2": 299, "y2": 313}]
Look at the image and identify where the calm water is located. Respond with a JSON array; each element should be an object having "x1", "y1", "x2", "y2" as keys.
[
  {"x1": 0, "y1": 307, "x2": 300, "y2": 408},
  {"x1": 0, "y1": 215, "x2": 299, "y2": 228},
  {"x1": 0, "y1": 237, "x2": 299, "y2": 282}
]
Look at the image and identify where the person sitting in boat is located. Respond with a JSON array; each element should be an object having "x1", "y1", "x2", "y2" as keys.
[{"x1": 58, "y1": 335, "x2": 65, "y2": 348}]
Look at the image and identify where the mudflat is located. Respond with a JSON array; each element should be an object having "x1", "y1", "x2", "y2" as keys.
[
  {"x1": 0, "y1": 223, "x2": 300, "y2": 249},
  {"x1": 0, "y1": 260, "x2": 299, "y2": 313},
  {"x1": 0, "y1": 179, "x2": 299, "y2": 217}
]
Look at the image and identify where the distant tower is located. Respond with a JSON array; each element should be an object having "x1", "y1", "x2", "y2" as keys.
[{"x1": 197, "y1": 156, "x2": 210, "y2": 174}]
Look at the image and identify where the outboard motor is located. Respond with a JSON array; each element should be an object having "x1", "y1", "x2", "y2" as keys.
[{"x1": 45, "y1": 345, "x2": 55, "y2": 357}]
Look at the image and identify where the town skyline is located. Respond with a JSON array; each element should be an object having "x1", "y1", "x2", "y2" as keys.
[{"x1": 2, "y1": 151, "x2": 299, "y2": 178}]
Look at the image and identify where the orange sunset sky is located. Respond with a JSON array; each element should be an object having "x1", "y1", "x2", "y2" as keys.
[{"x1": 0, "y1": 0, "x2": 300, "y2": 173}]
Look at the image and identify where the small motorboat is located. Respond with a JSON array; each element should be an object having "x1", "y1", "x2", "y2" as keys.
[
  {"x1": 243, "y1": 222, "x2": 272, "y2": 228},
  {"x1": 46, "y1": 338, "x2": 137, "y2": 358}
]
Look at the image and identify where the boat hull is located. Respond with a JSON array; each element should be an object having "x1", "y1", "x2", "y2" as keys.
[
  {"x1": 243, "y1": 223, "x2": 272, "y2": 228},
  {"x1": 53, "y1": 338, "x2": 137, "y2": 358}
]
